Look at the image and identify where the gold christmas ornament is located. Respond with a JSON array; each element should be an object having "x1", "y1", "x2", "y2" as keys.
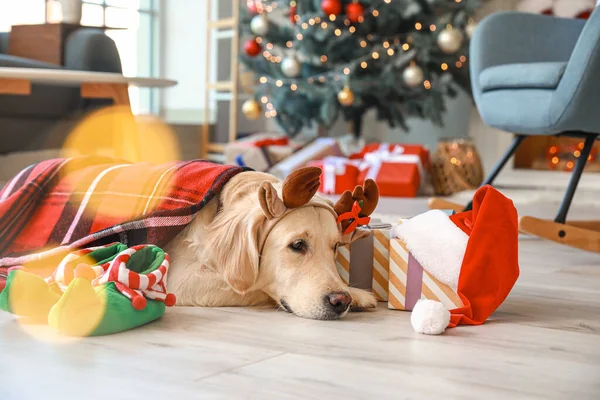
[
  {"x1": 242, "y1": 99, "x2": 262, "y2": 120},
  {"x1": 337, "y1": 86, "x2": 354, "y2": 106},
  {"x1": 402, "y1": 63, "x2": 424, "y2": 88},
  {"x1": 465, "y1": 20, "x2": 478, "y2": 39},
  {"x1": 437, "y1": 28, "x2": 464, "y2": 54}
]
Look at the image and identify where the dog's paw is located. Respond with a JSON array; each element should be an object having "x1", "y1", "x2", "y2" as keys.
[{"x1": 348, "y1": 287, "x2": 377, "y2": 312}]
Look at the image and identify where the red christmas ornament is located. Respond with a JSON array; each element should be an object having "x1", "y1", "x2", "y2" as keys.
[
  {"x1": 247, "y1": 0, "x2": 258, "y2": 15},
  {"x1": 576, "y1": 10, "x2": 592, "y2": 19},
  {"x1": 346, "y1": 2, "x2": 365, "y2": 23},
  {"x1": 244, "y1": 39, "x2": 262, "y2": 57},
  {"x1": 290, "y1": 4, "x2": 297, "y2": 24},
  {"x1": 321, "y1": 0, "x2": 342, "y2": 16}
]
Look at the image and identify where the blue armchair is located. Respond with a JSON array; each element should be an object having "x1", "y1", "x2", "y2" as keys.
[
  {"x1": 432, "y1": 8, "x2": 600, "y2": 252},
  {"x1": 0, "y1": 29, "x2": 122, "y2": 154}
]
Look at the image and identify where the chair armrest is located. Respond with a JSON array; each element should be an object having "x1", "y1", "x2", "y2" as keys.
[
  {"x1": 470, "y1": 11, "x2": 586, "y2": 96},
  {"x1": 64, "y1": 29, "x2": 123, "y2": 73}
]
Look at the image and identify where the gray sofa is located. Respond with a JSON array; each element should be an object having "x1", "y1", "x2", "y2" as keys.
[{"x1": 0, "y1": 29, "x2": 123, "y2": 154}]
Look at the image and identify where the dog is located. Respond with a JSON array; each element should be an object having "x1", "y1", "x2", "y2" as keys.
[{"x1": 165, "y1": 167, "x2": 379, "y2": 320}]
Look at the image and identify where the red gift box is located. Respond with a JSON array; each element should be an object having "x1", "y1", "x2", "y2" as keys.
[
  {"x1": 356, "y1": 145, "x2": 427, "y2": 197},
  {"x1": 351, "y1": 143, "x2": 430, "y2": 170},
  {"x1": 309, "y1": 156, "x2": 359, "y2": 194}
]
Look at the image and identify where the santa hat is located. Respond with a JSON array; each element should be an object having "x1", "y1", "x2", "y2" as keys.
[
  {"x1": 393, "y1": 185, "x2": 519, "y2": 334},
  {"x1": 554, "y1": 0, "x2": 597, "y2": 19},
  {"x1": 517, "y1": 0, "x2": 554, "y2": 15}
]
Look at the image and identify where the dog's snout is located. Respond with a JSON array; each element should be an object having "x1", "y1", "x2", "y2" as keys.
[{"x1": 326, "y1": 291, "x2": 352, "y2": 314}]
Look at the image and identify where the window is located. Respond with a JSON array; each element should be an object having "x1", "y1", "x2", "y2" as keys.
[
  {"x1": 0, "y1": 0, "x2": 46, "y2": 31},
  {"x1": 81, "y1": 0, "x2": 161, "y2": 114},
  {"x1": 0, "y1": 0, "x2": 160, "y2": 115}
]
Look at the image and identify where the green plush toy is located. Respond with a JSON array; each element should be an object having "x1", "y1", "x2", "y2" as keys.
[{"x1": 0, "y1": 243, "x2": 176, "y2": 336}]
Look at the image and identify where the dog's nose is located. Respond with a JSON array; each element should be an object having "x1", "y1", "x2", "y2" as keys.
[{"x1": 326, "y1": 291, "x2": 352, "y2": 314}]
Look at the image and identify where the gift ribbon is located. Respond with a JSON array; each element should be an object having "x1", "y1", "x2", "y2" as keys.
[
  {"x1": 253, "y1": 137, "x2": 289, "y2": 148},
  {"x1": 322, "y1": 156, "x2": 358, "y2": 194},
  {"x1": 337, "y1": 201, "x2": 371, "y2": 234},
  {"x1": 359, "y1": 145, "x2": 423, "y2": 181},
  {"x1": 236, "y1": 137, "x2": 289, "y2": 169},
  {"x1": 234, "y1": 154, "x2": 246, "y2": 167}
]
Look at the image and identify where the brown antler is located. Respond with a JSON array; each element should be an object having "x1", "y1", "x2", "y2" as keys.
[
  {"x1": 334, "y1": 190, "x2": 354, "y2": 217},
  {"x1": 333, "y1": 179, "x2": 380, "y2": 232},
  {"x1": 281, "y1": 167, "x2": 321, "y2": 208},
  {"x1": 354, "y1": 179, "x2": 379, "y2": 217}
]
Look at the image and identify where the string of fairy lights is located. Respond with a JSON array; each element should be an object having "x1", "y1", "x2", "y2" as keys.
[
  {"x1": 241, "y1": 0, "x2": 478, "y2": 120},
  {"x1": 253, "y1": 0, "x2": 412, "y2": 67}
]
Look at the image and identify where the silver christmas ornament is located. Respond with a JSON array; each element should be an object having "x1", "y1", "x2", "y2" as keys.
[
  {"x1": 437, "y1": 28, "x2": 464, "y2": 54},
  {"x1": 250, "y1": 14, "x2": 269, "y2": 36},
  {"x1": 402, "y1": 64, "x2": 424, "y2": 88},
  {"x1": 281, "y1": 56, "x2": 301, "y2": 77}
]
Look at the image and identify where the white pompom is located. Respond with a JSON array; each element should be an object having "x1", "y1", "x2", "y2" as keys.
[{"x1": 411, "y1": 299, "x2": 451, "y2": 335}]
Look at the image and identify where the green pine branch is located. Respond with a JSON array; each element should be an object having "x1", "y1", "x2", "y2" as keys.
[{"x1": 239, "y1": 0, "x2": 481, "y2": 136}]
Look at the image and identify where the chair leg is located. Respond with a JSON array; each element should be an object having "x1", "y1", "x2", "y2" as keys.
[
  {"x1": 554, "y1": 134, "x2": 597, "y2": 223},
  {"x1": 462, "y1": 135, "x2": 526, "y2": 212}
]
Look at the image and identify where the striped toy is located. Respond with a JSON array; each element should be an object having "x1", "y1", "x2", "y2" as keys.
[{"x1": 47, "y1": 243, "x2": 176, "y2": 310}]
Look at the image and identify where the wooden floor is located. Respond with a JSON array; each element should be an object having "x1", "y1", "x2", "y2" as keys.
[{"x1": 1, "y1": 195, "x2": 600, "y2": 400}]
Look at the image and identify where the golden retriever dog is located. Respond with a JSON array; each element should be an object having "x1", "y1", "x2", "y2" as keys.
[{"x1": 165, "y1": 167, "x2": 378, "y2": 320}]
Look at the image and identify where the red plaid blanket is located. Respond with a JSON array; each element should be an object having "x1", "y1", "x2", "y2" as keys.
[{"x1": 0, "y1": 157, "x2": 246, "y2": 290}]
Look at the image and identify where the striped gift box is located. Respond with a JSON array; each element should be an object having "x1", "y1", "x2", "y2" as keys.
[
  {"x1": 335, "y1": 224, "x2": 392, "y2": 301},
  {"x1": 388, "y1": 234, "x2": 463, "y2": 311}
]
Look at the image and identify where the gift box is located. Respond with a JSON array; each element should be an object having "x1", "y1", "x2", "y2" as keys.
[
  {"x1": 308, "y1": 156, "x2": 359, "y2": 195},
  {"x1": 269, "y1": 137, "x2": 343, "y2": 179},
  {"x1": 335, "y1": 223, "x2": 392, "y2": 302},
  {"x1": 351, "y1": 143, "x2": 430, "y2": 169},
  {"x1": 224, "y1": 133, "x2": 301, "y2": 172},
  {"x1": 387, "y1": 218, "x2": 463, "y2": 311},
  {"x1": 356, "y1": 145, "x2": 428, "y2": 197}
]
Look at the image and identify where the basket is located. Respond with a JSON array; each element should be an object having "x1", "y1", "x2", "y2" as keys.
[{"x1": 431, "y1": 138, "x2": 484, "y2": 196}]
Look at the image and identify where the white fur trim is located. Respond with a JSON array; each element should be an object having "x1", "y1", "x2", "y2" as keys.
[
  {"x1": 392, "y1": 210, "x2": 467, "y2": 290},
  {"x1": 411, "y1": 299, "x2": 451, "y2": 335}
]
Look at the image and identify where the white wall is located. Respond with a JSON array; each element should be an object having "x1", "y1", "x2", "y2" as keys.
[
  {"x1": 313, "y1": 90, "x2": 473, "y2": 152},
  {"x1": 160, "y1": 0, "x2": 267, "y2": 143},
  {"x1": 160, "y1": 0, "x2": 208, "y2": 124}
]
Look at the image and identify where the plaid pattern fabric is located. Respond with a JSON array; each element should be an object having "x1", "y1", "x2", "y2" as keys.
[{"x1": 0, "y1": 157, "x2": 246, "y2": 289}]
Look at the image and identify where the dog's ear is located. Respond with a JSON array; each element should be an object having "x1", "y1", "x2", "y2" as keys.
[
  {"x1": 341, "y1": 228, "x2": 371, "y2": 244},
  {"x1": 204, "y1": 205, "x2": 263, "y2": 295},
  {"x1": 258, "y1": 181, "x2": 287, "y2": 219}
]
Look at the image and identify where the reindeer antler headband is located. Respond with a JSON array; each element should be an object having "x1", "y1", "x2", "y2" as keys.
[{"x1": 257, "y1": 167, "x2": 380, "y2": 251}]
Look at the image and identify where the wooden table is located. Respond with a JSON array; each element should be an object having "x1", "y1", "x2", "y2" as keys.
[{"x1": 0, "y1": 67, "x2": 177, "y2": 161}]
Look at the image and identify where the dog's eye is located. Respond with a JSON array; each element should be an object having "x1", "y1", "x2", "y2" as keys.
[{"x1": 288, "y1": 239, "x2": 307, "y2": 253}]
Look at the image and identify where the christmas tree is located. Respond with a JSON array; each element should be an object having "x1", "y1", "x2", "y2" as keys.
[{"x1": 239, "y1": 0, "x2": 480, "y2": 138}]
